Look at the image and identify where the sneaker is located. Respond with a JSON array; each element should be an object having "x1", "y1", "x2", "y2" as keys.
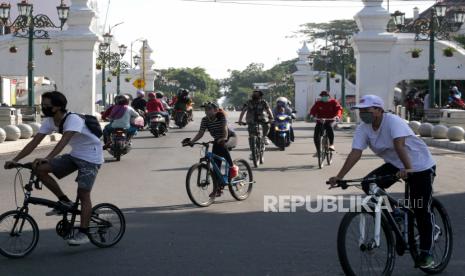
[
  {"x1": 229, "y1": 165, "x2": 239, "y2": 179},
  {"x1": 67, "y1": 231, "x2": 90, "y2": 246},
  {"x1": 209, "y1": 189, "x2": 222, "y2": 198},
  {"x1": 328, "y1": 145, "x2": 336, "y2": 151},
  {"x1": 264, "y1": 137, "x2": 270, "y2": 145},
  {"x1": 249, "y1": 154, "x2": 253, "y2": 160},
  {"x1": 45, "y1": 200, "x2": 74, "y2": 216},
  {"x1": 415, "y1": 252, "x2": 434, "y2": 268}
]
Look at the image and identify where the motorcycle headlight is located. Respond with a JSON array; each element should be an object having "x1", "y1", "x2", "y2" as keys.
[
  {"x1": 278, "y1": 116, "x2": 287, "y2": 121},
  {"x1": 275, "y1": 126, "x2": 280, "y2": 131}
]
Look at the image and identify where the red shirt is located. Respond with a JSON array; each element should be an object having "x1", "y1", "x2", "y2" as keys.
[
  {"x1": 147, "y1": 99, "x2": 165, "y2": 113},
  {"x1": 309, "y1": 99, "x2": 343, "y2": 119}
]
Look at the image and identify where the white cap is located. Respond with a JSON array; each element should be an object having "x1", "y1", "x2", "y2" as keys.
[{"x1": 353, "y1": 95, "x2": 385, "y2": 110}]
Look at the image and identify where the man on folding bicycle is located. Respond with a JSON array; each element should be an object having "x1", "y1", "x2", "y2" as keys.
[
  {"x1": 238, "y1": 89, "x2": 274, "y2": 152},
  {"x1": 309, "y1": 90, "x2": 343, "y2": 154},
  {"x1": 183, "y1": 102, "x2": 238, "y2": 198},
  {"x1": 4, "y1": 91, "x2": 103, "y2": 246},
  {"x1": 327, "y1": 95, "x2": 436, "y2": 268}
]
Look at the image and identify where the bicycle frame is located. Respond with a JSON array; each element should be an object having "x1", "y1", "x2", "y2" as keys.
[{"x1": 200, "y1": 143, "x2": 231, "y2": 187}]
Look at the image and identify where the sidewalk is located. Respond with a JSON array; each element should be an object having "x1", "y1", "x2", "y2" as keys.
[{"x1": 0, "y1": 134, "x2": 62, "y2": 155}]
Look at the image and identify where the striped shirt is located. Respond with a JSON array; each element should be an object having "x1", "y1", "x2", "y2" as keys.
[{"x1": 200, "y1": 112, "x2": 230, "y2": 141}]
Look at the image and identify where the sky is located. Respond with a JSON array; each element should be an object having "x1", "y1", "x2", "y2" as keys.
[{"x1": 26, "y1": 0, "x2": 434, "y2": 79}]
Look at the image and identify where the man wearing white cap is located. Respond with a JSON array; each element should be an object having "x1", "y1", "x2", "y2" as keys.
[{"x1": 328, "y1": 94, "x2": 437, "y2": 268}]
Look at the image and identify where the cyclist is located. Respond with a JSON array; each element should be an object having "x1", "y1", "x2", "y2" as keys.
[
  {"x1": 183, "y1": 102, "x2": 238, "y2": 198},
  {"x1": 238, "y1": 89, "x2": 274, "y2": 146},
  {"x1": 309, "y1": 90, "x2": 342, "y2": 152},
  {"x1": 4, "y1": 91, "x2": 103, "y2": 246},
  {"x1": 327, "y1": 95, "x2": 436, "y2": 269}
]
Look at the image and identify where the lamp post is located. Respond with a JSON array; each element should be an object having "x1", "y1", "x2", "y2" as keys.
[
  {"x1": 320, "y1": 46, "x2": 330, "y2": 91},
  {"x1": 98, "y1": 32, "x2": 112, "y2": 107},
  {"x1": 335, "y1": 37, "x2": 351, "y2": 108},
  {"x1": 116, "y1": 44, "x2": 127, "y2": 95},
  {"x1": 391, "y1": 4, "x2": 465, "y2": 108},
  {"x1": 0, "y1": 0, "x2": 69, "y2": 107}
]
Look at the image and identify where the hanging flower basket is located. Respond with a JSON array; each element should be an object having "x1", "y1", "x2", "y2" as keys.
[
  {"x1": 443, "y1": 47, "x2": 456, "y2": 57},
  {"x1": 96, "y1": 64, "x2": 102, "y2": 70},
  {"x1": 9, "y1": 46, "x2": 17, "y2": 53},
  {"x1": 125, "y1": 77, "x2": 132, "y2": 82},
  {"x1": 111, "y1": 71, "x2": 118, "y2": 76},
  {"x1": 315, "y1": 77, "x2": 321, "y2": 83},
  {"x1": 45, "y1": 47, "x2": 53, "y2": 56},
  {"x1": 107, "y1": 77, "x2": 112, "y2": 83},
  {"x1": 407, "y1": 48, "x2": 422, "y2": 58},
  {"x1": 330, "y1": 72, "x2": 336, "y2": 78}
]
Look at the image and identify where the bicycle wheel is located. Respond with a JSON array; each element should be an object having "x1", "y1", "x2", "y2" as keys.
[
  {"x1": 325, "y1": 136, "x2": 333, "y2": 166},
  {"x1": 186, "y1": 163, "x2": 215, "y2": 207},
  {"x1": 337, "y1": 210, "x2": 396, "y2": 276},
  {"x1": 249, "y1": 137, "x2": 259, "y2": 168},
  {"x1": 229, "y1": 159, "x2": 253, "y2": 201},
  {"x1": 89, "y1": 203, "x2": 126, "y2": 248},
  {"x1": 0, "y1": 210, "x2": 39, "y2": 258},
  {"x1": 317, "y1": 134, "x2": 325, "y2": 169},
  {"x1": 409, "y1": 198, "x2": 453, "y2": 274}
]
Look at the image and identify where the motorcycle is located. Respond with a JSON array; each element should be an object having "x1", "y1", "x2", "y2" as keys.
[
  {"x1": 174, "y1": 109, "x2": 189, "y2": 128},
  {"x1": 269, "y1": 113, "x2": 295, "y2": 151},
  {"x1": 149, "y1": 112, "x2": 168, "y2": 137},
  {"x1": 107, "y1": 128, "x2": 132, "y2": 161}
]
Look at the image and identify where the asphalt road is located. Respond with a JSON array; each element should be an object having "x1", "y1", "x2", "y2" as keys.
[{"x1": 0, "y1": 111, "x2": 464, "y2": 276}]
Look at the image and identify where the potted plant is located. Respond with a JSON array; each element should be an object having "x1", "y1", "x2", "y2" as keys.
[
  {"x1": 111, "y1": 70, "x2": 118, "y2": 76},
  {"x1": 107, "y1": 77, "x2": 112, "y2": 83},
  {"x1": 330, "y1": 72, "x2": 336, "y2": 78},
  {"x1": 443, "y1": 47, "x2": 456, "y2": 57},
  {"x1": 96, "y1": 63, "x2": 102, "y2": 70},
  {"x1": 9, "y1": 45, "x2": 17, "y2": 53},
  {"x1": 315, "y1": 76, "x2": 321, "y2": 83},
  {"x1": 125, "y1": 77, "x2": 132, "y2": 83},
  {"x1": 342, "y1": 108, "x2": 351, "y2": 123},
  {"x1": 407, "y1": 48, "x2": 422, "y2": 58},
  {"x1": 45, "y1": 47, "x2": 53, "y2": 56}
]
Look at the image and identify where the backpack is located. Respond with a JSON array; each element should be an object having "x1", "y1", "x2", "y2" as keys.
[{"x1": 59, "y1": 113, "x2": 103, "y2": 138}]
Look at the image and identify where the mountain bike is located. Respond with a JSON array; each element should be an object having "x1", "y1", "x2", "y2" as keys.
[
  {"x1": 237, "y1": 122, "x2": 265, "y2": 168},
  {"x1": 315, "y1": 118, "x2": 335, "y2": 169},
  {"x1": 0, "y1": 163, "x2": 126, "y2": 258},
  {"x1": 328, "y1": 175, "x2": 452, "y2": 275},
  {"x1": 183, "y1": 141, "x2": 254, "y2": 207}
]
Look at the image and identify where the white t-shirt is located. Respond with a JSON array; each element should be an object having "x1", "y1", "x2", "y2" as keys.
[
  {"x1": 352, "y1": 113, "x2": 435, "y2": 172},
  {"x1": 39, "y1": 114, "x2": 104, "y2": 165},
  {"x1": 111, "y1": 106, "x2": 139, "y2": 129}
]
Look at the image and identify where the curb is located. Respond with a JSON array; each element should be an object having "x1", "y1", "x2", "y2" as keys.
[{"x1": 420, "y1": 137, "x2": 465, "y2": 153}]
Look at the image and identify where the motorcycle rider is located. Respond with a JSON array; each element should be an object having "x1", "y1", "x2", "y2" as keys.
[
  {"x1": 147, "y1": 92, "x2": 171, "y2": 127},
  {"x1": 174, "y1": 89, "x2": 194, "y2": 121},
  {"x1": 4, "y1": 91, "x2": 103, "y2": 245},
  {"x1": 183, "y1": 102, "x2": 239, "y2": 198},
  {"x1": 270, "y1": 97, "x2": 295, "y2": 142},
  {"x1": 131, "y1": 90, "x2": 147, "y2": 114},
  {"x1": 309, "y1": 91, "x2": 342, "y2": 152},
  {"x1": 103, "y1": 95, "x2": 140, "y2": 148},
  {"x1": 238, "y1": 90, "x2": 274, "y2": 145}
]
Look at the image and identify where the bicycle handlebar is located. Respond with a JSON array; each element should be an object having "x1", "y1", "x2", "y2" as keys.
[
  {"x1": 5, "y1": 162, "x2": 33, "y2": 170},
  {"x1": 326, "y1": 175, "x2": 400, "y2": 190}
]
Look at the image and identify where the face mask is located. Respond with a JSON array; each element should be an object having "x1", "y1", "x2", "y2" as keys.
[
  {"x1": 42, "y1": 107, "x2": 56, "y2": 117},
  {"x1": 359, "y1": 112, "x2": 374, "y2": 124},
  {"x1": 320, "y1": 96, "x2": 329, "y2": 102}
]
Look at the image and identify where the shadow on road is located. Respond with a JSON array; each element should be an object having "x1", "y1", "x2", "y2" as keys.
[
  {"x1": 153, "y1": 167, "x2": 191, "y2": 172},
  {"x1": 255, "y1": 164, "x2": 317, "y2": 172}
]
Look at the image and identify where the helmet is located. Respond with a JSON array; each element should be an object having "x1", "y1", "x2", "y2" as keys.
[
  {"x1": 115, "y1": 95, "x2": 129, "y2": 105},
  {"x1": 156, "y1": 92, "x2": 164, "y2": 99},
  {"x1": 201, "y1": 102, "x2": 218, "y2": 109},
  {"x1": 148, "y1": 92, "x2": 156, "y2": 99},
  {"x1": 319, "y1": 91, "x2": 330, "y2": 97},
  {"x1": 253, "y1": 90, "x2": 264, "y2": 97},
  {"x1": 136, "y1": 90, "x2": 145, "y2": 97},
  {"x1": 276, "y1": 97, "x2": 288, "y2": 107},
  {"x1": 181, "y1": 89, "x2": 189, "y2": 96}
]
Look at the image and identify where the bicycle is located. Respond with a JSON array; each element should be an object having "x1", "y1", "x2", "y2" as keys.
[
  {"x1": 315, "y1": 118, "x2": 335, "y2": 169},
  {"x1": 328, "y1": 175, "x2": 452, "y2": 275},
  {"x1": 237, "y1": 122, "x2": 265, "y2": 168},
  {"x1": 0, "y1": 163, "x2": 126, "y2": 259},
  {"x1": 183, "y1": 141, "x2": 254, "y2": 207}
]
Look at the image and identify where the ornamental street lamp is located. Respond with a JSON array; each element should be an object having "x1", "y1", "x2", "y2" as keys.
[
  {"x1": 391, "y1": 4, "x2": 465, "y2": 108},
  {"x1": 320, "y1": 47, "x2": 331, "y2": 91},
  {"x1": 335, "y1": 37, "x2": 351, "y2": 108},
  {"x1": 0, "y1": 0, "x2": 69, "y2": 106}
]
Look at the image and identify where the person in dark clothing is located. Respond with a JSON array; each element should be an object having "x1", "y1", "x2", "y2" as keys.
[{"x1": 131, "y1": 90, "x2": 147, "y2": 113}]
